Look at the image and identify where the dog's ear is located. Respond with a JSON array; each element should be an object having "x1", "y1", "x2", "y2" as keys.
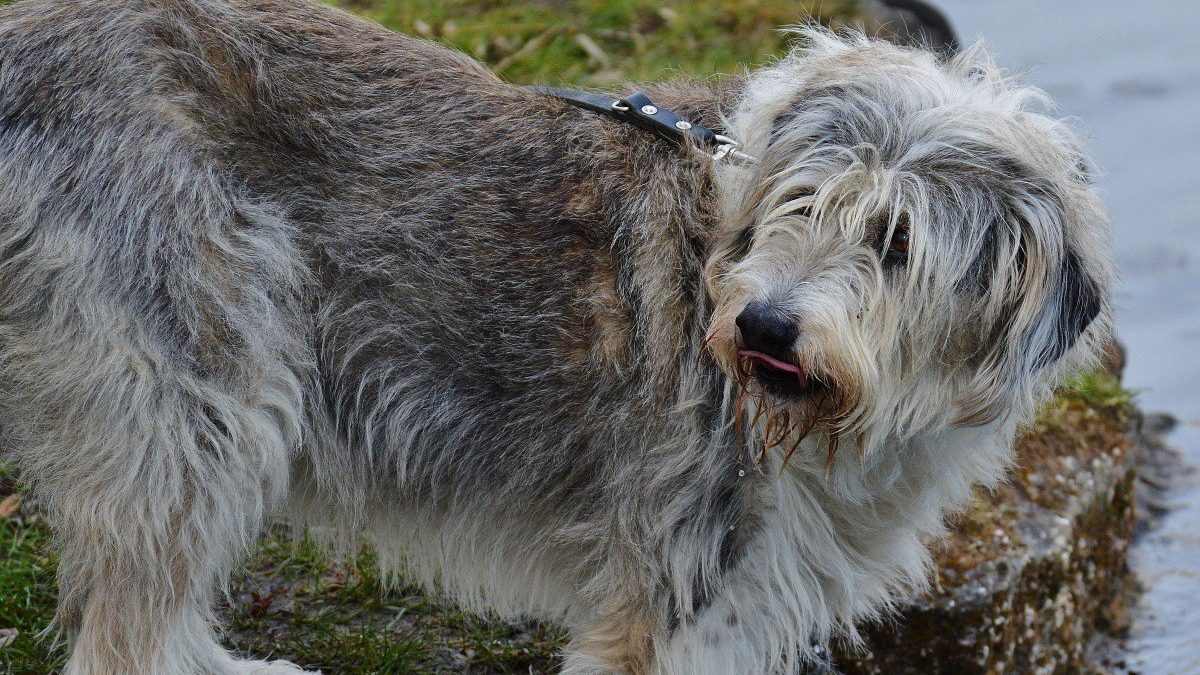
[
  {"x1": 955, "y1": 229, "x2": 1108, "y2": 428},
  {"x1": 1027, "y1": 248, "x2": 1102, "y2": 370}
]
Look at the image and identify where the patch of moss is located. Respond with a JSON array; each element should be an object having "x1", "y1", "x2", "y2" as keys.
[
  {"x1": 935, "y1": 370, "x2": 1135, "y2": 577},
  {"x1": 220, "y1": 530, "x2": 566, "y2": 673},
  {"x1": 1058, "y1": 370, "x2": 1136, "y2": 423}
]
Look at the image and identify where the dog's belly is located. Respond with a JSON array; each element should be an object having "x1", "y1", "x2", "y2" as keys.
[{"x1": 284, "y1": 457, "x2": 593, "y2": 623}]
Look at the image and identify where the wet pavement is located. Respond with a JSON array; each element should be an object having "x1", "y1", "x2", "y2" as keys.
[{"x1": 933, "y1": 1, "x2": 1200, "y2": 671}]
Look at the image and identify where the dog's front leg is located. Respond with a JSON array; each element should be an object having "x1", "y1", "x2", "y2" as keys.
[
  {"x1": 561, "y1": 471, "x2": 855, "y2": 675},
  {"x1": 561, "y1": 545, "x2": 820, "y2": 675}
]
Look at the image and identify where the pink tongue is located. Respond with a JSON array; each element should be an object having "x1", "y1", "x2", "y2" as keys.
[{"x1": 739, "y1": 350, "x2": 808, "y2": 386}]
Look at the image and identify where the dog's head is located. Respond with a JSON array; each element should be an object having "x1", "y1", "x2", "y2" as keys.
[{"x1": 704, "y1": 29, "x2": 1114, "y2": 455}]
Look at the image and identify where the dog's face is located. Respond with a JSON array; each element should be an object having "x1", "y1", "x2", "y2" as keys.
[{"x1": 705, "y1": 31, "x2": 1113, "y2": 452}]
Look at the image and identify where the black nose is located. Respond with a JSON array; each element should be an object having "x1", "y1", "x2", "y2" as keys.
[{"x1": 735, "y1": 302, "x2": 798, "y2": 356}]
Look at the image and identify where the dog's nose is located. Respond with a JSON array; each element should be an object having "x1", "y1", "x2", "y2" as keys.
[{"x1": 736, "y1": 302, "x2": 798, "y2": 356}]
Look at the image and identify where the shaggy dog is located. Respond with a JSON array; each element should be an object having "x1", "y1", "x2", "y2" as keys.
[{"x1": 0, "y1": 0, "x2": 1113, "y2": 673}]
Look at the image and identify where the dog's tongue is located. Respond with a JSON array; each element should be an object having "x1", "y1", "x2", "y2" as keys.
[{"x1": 739, "y1": 350, "x2": 807, "y2": 386}]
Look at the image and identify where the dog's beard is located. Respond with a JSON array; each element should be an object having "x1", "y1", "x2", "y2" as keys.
[{"x1": 704, "y1": 322, "x2": 855, "y2": 467}]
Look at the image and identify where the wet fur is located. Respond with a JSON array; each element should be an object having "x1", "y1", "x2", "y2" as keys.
[{"x1": 0, "y1": 1, "x2": 1113, "y2": 673}]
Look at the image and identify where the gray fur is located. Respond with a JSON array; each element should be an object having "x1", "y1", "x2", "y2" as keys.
[{"x1": 0, "y1": 1, "x2": 1113, "y2": 673}]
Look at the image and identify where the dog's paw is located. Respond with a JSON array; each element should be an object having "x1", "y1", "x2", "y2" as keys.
[{"x1": 233, "y1": 659, "x2": 321, "y2": 675}]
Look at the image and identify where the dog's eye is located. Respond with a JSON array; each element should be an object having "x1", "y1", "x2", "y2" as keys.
[{"x1": 885, "y1": 225, "x2": 910, "y2": 264}]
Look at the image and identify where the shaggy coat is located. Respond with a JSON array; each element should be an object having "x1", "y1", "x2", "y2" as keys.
[{"x1": 0, "y1": 0, "x2": 1112, "y2": 673}]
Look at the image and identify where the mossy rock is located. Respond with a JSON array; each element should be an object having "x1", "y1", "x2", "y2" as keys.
[{"x1": 834, "y1": 372, "x2": 1139, "y2": 674}]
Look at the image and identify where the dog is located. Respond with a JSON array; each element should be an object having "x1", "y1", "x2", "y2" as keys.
[{"x1": 0, "y1": 0, "x2": 1113, "y2": 673}]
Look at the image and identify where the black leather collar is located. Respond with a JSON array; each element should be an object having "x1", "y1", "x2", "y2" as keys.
[{"x1": 527, "y1": 86, "x2": 756, "y2": 164}]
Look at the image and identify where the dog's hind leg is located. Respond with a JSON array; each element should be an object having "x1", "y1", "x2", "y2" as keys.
[
  {"x1": 1, "y1": 299, "x2": 310, "y2": 673},
  {"x1": 2, "y1": 328, "x2": 309, "y2": 673},
  {"x1": 0, "y1": 178, "x2": 312, "y2": 672},
  {"x1": 1, "y1": 295, "x2": 311, "y2": 673}
]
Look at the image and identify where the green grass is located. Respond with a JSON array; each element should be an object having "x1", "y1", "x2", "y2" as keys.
[
  {"x1": 1064, "y1": 369, "x2": 1137, "y2": 418},
  {"x1": 1038, "y1": 369, "x2": 1137, "y2": 430},
  {"x1": 0, "y1": 464, "x2": 65, "y2": 675},
  {"x1": 325, "y1": 0, "x2": 860, "y2": 86}
]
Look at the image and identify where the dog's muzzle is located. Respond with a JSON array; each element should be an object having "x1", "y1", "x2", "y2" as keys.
[{"x1": 735, "y1": 302, "x2": 827, "y2": 401}]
